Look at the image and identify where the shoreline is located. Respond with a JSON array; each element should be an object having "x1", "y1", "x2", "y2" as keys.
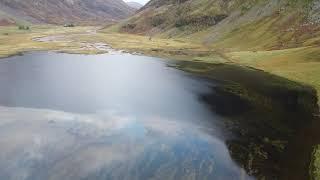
[{"x1": 0, "y1": 25, "x2": 319, "y2": 103}]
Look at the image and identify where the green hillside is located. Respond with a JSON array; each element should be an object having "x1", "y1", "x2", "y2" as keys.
[{"x1": 114, "y1": 0, "x2": 319, "y2": 47}]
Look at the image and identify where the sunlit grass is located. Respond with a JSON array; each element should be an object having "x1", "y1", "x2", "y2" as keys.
[
  {"x1": 227, "y1": 46, "x2": 320, "y2": 100},
  {"x1": 311, "y1": 145, "x2": 320, "y2": 180},
  {"x1": 0, "y1": 25, "x2": 103, "y2": 57}
]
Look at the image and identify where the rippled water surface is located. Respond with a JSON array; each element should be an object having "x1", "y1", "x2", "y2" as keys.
[{"x1": 0, "y1": 52, "x2": 253, "y2": 180}]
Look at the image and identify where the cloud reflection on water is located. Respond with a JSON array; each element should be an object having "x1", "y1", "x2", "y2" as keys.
[{"x1": 0, "y1": 106, "x2": 252, "y2": 180}]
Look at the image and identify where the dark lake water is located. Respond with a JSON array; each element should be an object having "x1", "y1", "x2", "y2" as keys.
[{"x1": 0, "y1": 52, "x2": 254, "y2": 180}]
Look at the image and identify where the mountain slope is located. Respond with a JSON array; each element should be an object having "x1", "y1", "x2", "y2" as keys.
[
  {"x1": 0, "y1": 0, "x2": 135, "y2": 25},
  {"x1": 116, "y1": 0, "x2": 320, "y2": 50}
]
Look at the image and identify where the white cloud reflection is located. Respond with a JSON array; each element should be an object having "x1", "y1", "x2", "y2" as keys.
[{"x1": 0, "y1": 106, "x2": 250, "y2": 180}]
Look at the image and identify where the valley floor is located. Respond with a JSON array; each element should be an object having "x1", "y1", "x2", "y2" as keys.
[{"x1": 1, "y1": 25, "x2": 320, "y2": 103}]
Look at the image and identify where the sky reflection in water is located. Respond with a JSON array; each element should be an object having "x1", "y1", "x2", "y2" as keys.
[{"x1": 0, "y1": 52, "x2": 253, "y2": 180}]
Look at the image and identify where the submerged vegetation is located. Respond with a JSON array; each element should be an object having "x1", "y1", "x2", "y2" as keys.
[{"x1": 172, "y1": 61, "x2": 319, "y2": 179}]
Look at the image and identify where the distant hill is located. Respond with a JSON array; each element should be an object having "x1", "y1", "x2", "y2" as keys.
[
  {"x1": 115, "y1": 0, "x2": 320, "y2": 51},
  {"x1": 126, "y1": 2, "x2": 143, "y2": 9},
  {"x1": 0, "y1": 0, "x2": 136, "y2": 25}
]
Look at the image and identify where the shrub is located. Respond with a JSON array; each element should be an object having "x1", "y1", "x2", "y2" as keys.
[
  {"x1": 64, "y1": 23, "x2": 75, "y2": 27},
  {"x1": 175, "y1": 14, "x2": 227, "y2": 28},
  {"x1": 175, "y1": 18, "x2": 186, "y2": 27},
  {"x1": 151, "y1": 15, "x2": 166, "y2": 27},
  {"x1": 18, "y1": 25, "x2": 30, "y2": 30},
  {"x1": 122, "y1": 23, "x2": 136, "y2": 30}
]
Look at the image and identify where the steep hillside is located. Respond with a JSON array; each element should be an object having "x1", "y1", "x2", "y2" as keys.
[
  {"x1": 0, "y1": 0, "x2": 135, "y2": 25},
  {"x1": 116, "y1": 0, "x2": 320, "y2": 50}
]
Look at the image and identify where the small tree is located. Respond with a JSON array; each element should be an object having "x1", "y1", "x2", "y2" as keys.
[{"x1": 18, "y1": 25, "x2": 30, "y2": 30}]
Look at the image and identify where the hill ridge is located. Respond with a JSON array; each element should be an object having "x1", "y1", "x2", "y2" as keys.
[{"x1": 0, "y1": 0, "x2": 135, "y2": 25}]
